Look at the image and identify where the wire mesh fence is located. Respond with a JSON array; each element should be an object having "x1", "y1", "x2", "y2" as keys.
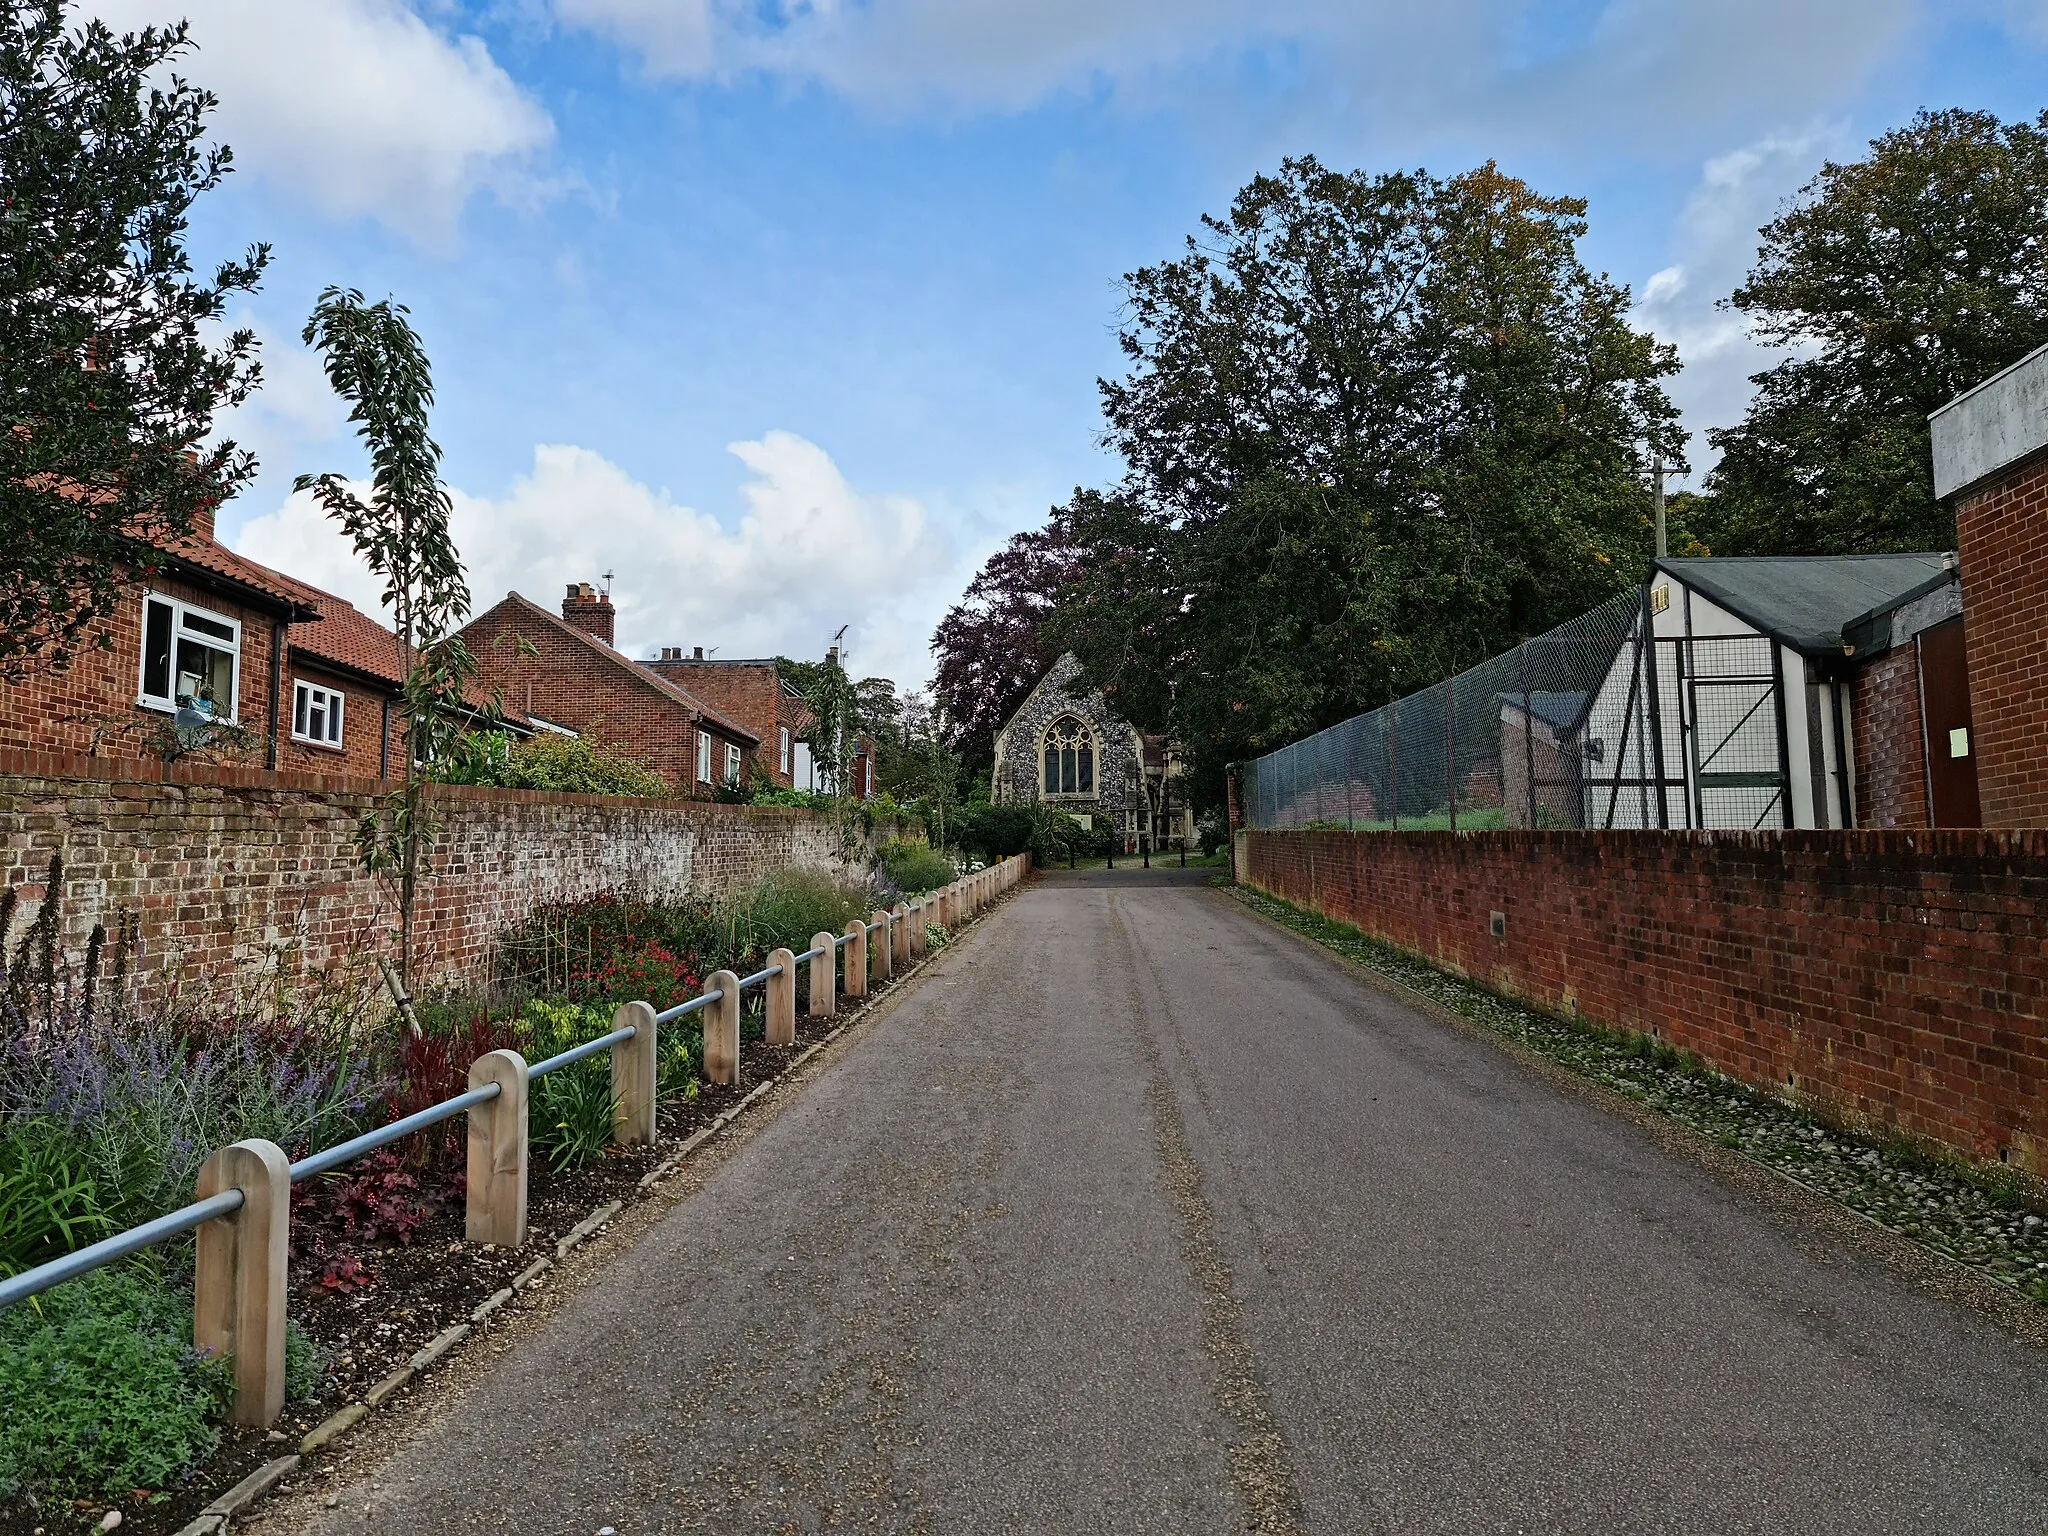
[{"x1": 1244, "y1": 587, "x2": 1791, "y2": 833}]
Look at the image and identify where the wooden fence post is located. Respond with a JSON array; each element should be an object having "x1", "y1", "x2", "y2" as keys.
[
  {"x1": 194, "y1": 1138, "x2": 290, "y2": 1429},
  {"x1": 842, "y1": 921, "x2": 868, "y2": 999},
  {"x1": 766, "y1": 947, "x2": 797, "y2": 1046},
  {"x1": 611, "y1": 1000, "x2": 657, "y2": 1146},
  {"x1": 910, "y1": 899, "x2": 926, "y2": 958},
  {"x1": 871, "y1": 909, "x2": 894, "y2": 981},
  {"x1": 466, "y1": 1048, "x2": 529, "y2": 1249},
  {"x1": 703, "y1": 969, "x2": 741, "y2": 1085},
  {"x1": 892, "y1": 903, "x2": 911, "y2": 968},
  {"x1": 808, "y1": 930, "x2": 837, "y2": 1017}
]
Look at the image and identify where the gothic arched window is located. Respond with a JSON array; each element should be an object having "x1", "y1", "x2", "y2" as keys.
[{"x1": 1043, "y1": 716, "x2": 1095, "y2": 797}]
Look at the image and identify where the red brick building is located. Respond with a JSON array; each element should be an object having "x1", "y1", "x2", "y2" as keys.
[
  {"x1": 1932, "y1": 340, "x2": 2048, "y2": 829},
  {"x1": 641, "y1": 648, "x2": 811, "y2": 789},
  {"x1": 462, "y1": 586, "x2": 756, "y2": 795}
]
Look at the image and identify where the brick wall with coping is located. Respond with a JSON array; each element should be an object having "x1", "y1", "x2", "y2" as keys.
[
  {"x1": 0, "y1": 751, "x2": 857, "y2": 994},
  {"x1": 1852, "y1": 645, "x2": 1927, "y2": 829},
  {"x1": 1956, "y1": 451, "x2": 2048, "y2": 827},
  {"x1": 1245, "y1": 827, "x2": 2048, "y2": 1171}
]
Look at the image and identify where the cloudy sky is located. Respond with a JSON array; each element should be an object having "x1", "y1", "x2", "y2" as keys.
[{"x1": 98, "y1": 0, "x2": 2048, "y2": 687}]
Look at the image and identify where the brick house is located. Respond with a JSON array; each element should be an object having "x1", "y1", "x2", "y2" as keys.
[
  {"x1": 640, "y1": 647, "x2": 811, "y2": 789},
  {"x1": 7, "y1": 503, "x2": 529, "y2": 780},
  {"x1": 1931, "y1": 340, "x2": 2048, "y2": 829},
  {"x1": 461, "y1": 586, "x2": 757, "y2": 795}
]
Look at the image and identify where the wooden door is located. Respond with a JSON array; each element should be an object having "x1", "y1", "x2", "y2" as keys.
[{"x1": 1917, "y1": 618, "x2": 1981, "y2": 827}]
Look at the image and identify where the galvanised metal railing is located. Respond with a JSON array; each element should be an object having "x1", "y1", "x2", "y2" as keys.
[{"x1": 0, "y1": 855, "x2": 1028, "y2": 1429}]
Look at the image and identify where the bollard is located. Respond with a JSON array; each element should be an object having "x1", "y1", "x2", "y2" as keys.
[
  {"x1": 892, "y1": 903, "x2": 911, "y2": 968},
  {"x1": 703, "y1": 969, "x2": 741, "y2": 1085},
  {"x1": 766, "y1": 948, "x2": 797, "y2": 1046},
  {"x1": 611, "y1": 1000, "x2": 658, "y2": 1147},
  {"x1": 910, "y1": 899, "x2": 926, "y2": 958},
  {"x1": 194, "y1": 1138, "x2": 290, "y2": 1428},
  {"x1": 466, "y1": 1048, "x2": 529, "y2": 1249},
  {"x1": 808, "y1": 930, "x2": 837, "y2": 1017},
  {"x1": 871, "y1": 910, "x2": 894, "y2": 982},
  {"x1": 843, "y1": 920, "x2": 868, "y2": 999}
]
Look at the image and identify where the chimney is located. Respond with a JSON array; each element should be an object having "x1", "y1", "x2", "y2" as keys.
[
  {"x1": 693, "y1": 646, "x2": 704, "y2": 660},
  {"x1": 562, "y1": 581, "x2": 615, "y2": 646}
]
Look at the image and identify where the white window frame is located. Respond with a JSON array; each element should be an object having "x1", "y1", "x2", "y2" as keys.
[
  {"x1": 779, "y1": 726, "x2": 791, "y2": 775},
  {"x1": 725, "y1": 741, "x2": 743, "y2": 784},
  {"x1": 291, "y1": 679, "x2": 346, "y2": 749},
  {"x1": 136, "y1": 592, "x2": 241, "y2": 719},
  {"x1": 696, "y1": 729, "x2": 712, "y2": 784}
]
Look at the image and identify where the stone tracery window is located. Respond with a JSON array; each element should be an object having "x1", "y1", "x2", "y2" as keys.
[{"x1": 1043, "y1": 716, "x2": 1095, "y2": 797}]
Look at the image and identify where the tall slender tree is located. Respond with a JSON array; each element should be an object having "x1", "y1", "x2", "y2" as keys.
[{"x1": 295, "y1": 288, "x2": 475, "y2": 986}]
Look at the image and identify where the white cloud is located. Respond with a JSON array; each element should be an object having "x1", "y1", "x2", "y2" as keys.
[
  {"x1": 233, "y1": 432, "x2": 958, "y2": 688},
  {"x1": 88, "y1": 0, "x2": 553, "y2": 242},
  {"x1": 552, "y1": 0, "x2": 1919, "y2": 152},
  {"x1": 1632, "y1": 126, "x2": 1849, "y2": 476}
]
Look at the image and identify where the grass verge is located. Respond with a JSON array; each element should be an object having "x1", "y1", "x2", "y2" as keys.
[{"x1": 1230, "y1": 883, "x2": 2048, "y2": 1306}]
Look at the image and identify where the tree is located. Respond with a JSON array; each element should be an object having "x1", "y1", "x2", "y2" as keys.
[
  {"x1": 775, "y1": 651, "x2": 859, "y2": 794},
  {"x1": 1053, "y1": 156, "x2": 1681, "y2": 799},
  {"x1": 930, "y1": 520, "x2": 1079, "y2": 770},
  {"x1": 0, "y1": 0, "x2": 268, "y2": 680},
  {"x1": 1700, "y1": 109, "x2": 2048, "y2": 555},
  {"x1": 295, "y1": 288, "x2": 475, "y2": 987}
]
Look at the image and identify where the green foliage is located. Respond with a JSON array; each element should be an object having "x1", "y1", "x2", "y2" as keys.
[
  {"x1": 878, "y1": 840, "x2": 954, "y2": 894},
  {"x1": 0, "y1": 1119, "x2": 108, "y2": 1279},
  {"x1": 296, "y1": 285, "x2": 478, "y2": 986},
  {"x1": 718, "y1": 868, "x2": 871, "y2": 959},
  {"x1": 750, "y1": 784, "x2": 836, "y2": 811},
  {"x1": 1701, "y1": 109, "x2": 2048, "y2": 556},
  {"x1": 284, "y1": 1317, "x2": 325, "y2": 1403},
  {"x1": 1045, "y1": 156, "x2": 1680, "y2": 800},
  {"x1": 950, "y1": 801, "x2": 1091, "y2": 866},
  {"x1": 0, "y1": 0, "x2": 269, "y2": 683},
  {"x1": 0, "y1": 1267, "x2": 232, "y2": 1501},
  {"x1": 519, "y1": 999, "x2": 623, "y2": 1174},
  {"x1": 777, "y1": 652, "x2": 860, "y2": 789},
  {"x1": 447, "y1": 731, "x2": 671, "y2": 798}
]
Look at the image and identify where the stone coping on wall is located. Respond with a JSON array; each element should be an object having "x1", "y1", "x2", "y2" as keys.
[{"x1": 0, "y1": 746, "x2": 825, "y2": 819}]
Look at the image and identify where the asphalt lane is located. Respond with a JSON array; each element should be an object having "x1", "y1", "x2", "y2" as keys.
[{"x1": 292, "y1": 880, "x2": 2048, "y2": 1534}]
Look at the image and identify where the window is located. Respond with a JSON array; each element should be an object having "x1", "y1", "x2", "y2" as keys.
[
  {"x1": 291, "y1": 680, "x2": 345, "y2": 748},
  {"x1": 779, "y1": 726, "x2": 791, "y2": 775},
  {"x1": 138, "y1": 594, "x2": 240, "y2": 718},
  {"x1": 725, "y1": 742, "x2": 743, "y2": 783},
  {"x1": 696, "y1": 730, "x2": 712, "y2": 783},
  {"x1": 1042, "y1": 716, "x2": 1095, "y2": 796}
]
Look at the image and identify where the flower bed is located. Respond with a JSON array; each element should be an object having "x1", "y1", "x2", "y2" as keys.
[{"x1": 0, "y1": 863, "x2": 882, "y2": 1532}]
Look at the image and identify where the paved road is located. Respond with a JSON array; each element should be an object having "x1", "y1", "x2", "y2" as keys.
[{"x1": 293, "y1": 881, "x2": 2048, "y2": 1534}]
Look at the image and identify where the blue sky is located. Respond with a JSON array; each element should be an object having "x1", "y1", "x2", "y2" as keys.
[{"x1": 88, "y1": 0, "x2": 2048, "y2": 689}]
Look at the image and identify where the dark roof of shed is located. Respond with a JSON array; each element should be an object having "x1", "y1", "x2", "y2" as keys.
[{"x1": 1654, "y1": 554, "x2": 1953, "y2": 656}]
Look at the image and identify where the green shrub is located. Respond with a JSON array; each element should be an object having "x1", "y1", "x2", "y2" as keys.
[
  {"x1": 0, "y1": 1268, "x2": 232, "y2": 1501},
  {"x1": 446, "y1": 731, "x2": 671, "y2": 798},
  {"x1": 878, "y1": 840, "x2": 954, "y2": 895},
  {"x1": 520, "y1": 1000, "x2": 623, "y2": 1173},
  {"x1": 716, "y1": 868, "x2": 871, "y2": 960},
  {"x1": 0, "y1": 1120, "x2": 109, "y2": 1280}
]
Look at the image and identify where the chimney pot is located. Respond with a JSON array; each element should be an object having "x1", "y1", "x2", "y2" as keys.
[
  {"x1": 693, "y1": 646, "x2": 704, "y2": 660},
  {"x1": 561, "y1": 581, "x2": 616, "y2": 647}
]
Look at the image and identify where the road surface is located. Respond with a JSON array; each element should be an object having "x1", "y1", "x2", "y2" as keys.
[{"x1": 285, "y1": 870, "x2": 2048, "y2": 1534}]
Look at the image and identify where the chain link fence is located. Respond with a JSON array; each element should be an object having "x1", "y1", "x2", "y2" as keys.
[{"x1": 1244, "y1": 587, "x2": 1791, "y2": 833}]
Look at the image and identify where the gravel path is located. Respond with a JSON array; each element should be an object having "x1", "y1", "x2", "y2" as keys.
[{"x1": 279, "y1": 879, "x2": 2048, "y2": 1534}]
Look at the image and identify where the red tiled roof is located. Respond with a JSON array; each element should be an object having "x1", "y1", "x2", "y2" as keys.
[
  {"x1": 292, "y1": 592, "x2": 408, "y2": 688},
  {"x1": 490, "y1": 592, "x2": 760, "y2": 745},
  {"x1": 158, "y1": 530, "x2": 319, "y2": 613}
]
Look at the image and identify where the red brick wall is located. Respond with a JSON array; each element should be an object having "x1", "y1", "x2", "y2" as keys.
[
  {"x1": 1246, "y1": 828, "x2": 2048, "y2": 1171},
  {"x1": 1956, "y1": 453, "x2": 2048, "y2": 827},
  {"x1": 276, "y1": 660, "x2": 395, "y2": 780},
  {"x1": 641, "y1": 661, "x2": 798, "y2": 787},
  {"x1": 5, "y1": 573, "x2": 285, "y2": 769},
  {"x1": 0, "y1": 751, "x2": 858, "y2": 998},
  {"x1": 463, "y1": 603, "x2": 746, "y2": 793},
  {"x1": 1853, "y1": 647, "x2": 1926, "y2": 829}
]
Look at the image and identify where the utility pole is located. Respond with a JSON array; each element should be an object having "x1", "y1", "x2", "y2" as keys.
[{"x1": 1653, "y1": 456, "x2": 1668, "y2": 560}]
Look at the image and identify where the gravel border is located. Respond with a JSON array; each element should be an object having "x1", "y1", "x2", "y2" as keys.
[{"x1": 1223, "y1": 882, "x2": 2048, "y2": 1344}]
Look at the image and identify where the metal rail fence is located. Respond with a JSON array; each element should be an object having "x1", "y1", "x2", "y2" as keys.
[
  {"x1": 0, "y1": 858, "x2": 1027, "y2": 1431},
  {"x1": 1243, "y1": 588, "x2": 1791, "y2": 833}
]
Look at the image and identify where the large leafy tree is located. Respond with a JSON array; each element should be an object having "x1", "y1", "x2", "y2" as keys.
[
  {"x1": 929, "y1": 520, "x2": 1079, "y2": 771},
  {"x1": 0, "y1": 0, "x2": 268, "y2": 679},
  {"x1": 1700, "y1": 109, "x2": 2048, "y2": 555},
  {"x1": 1051, "y1": 156, "x2": 1681, "y2": 797}
]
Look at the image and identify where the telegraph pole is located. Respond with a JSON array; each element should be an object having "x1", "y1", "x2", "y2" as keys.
[{"x1": 1653, "y1": 456, "x2": 1668, "y2": 560}]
